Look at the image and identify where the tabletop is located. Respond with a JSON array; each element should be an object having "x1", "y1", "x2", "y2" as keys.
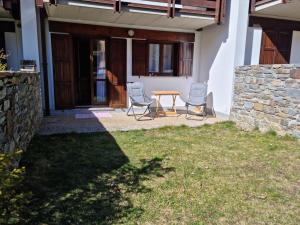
[{"x1": 152, "y1": 90, "x2": 181, "y2": 96}]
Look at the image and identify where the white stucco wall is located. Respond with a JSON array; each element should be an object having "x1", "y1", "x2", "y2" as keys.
[
  {"x1": 4, "y1": 32, "x2": 19, "y2": 70},
  {"x1": 45, "y1": 19, "x2": 56, "y2": 110},
  {"x1": 20, "y1": 0, "x2": 41, "y2": 71},
  {"x1": 4, "y1": 22, "x2": 23, "y2": 70},
  {"x1": 290, "y1": 31, "x2": 300, "y2": 64},
  {"x1": 198, "y1": 0, "x2": 249, "y2": 116},
  {"x1": 244, "y1": 26, "x2": 262, "y2": 65},
  {"x1": 21, "y1": 0, "x2": 47, "y2": 111},
  {"x1": 15, "y1": 22, "x2": 23, "y2": 68}
]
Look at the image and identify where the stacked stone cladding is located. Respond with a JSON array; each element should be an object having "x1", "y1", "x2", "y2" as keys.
[
  {"x1": 231, "y1": 65, "x2": 300, "y2": 138},
  {"x1": 0, "y1": 71, "x2": 42, "y2": 153}
]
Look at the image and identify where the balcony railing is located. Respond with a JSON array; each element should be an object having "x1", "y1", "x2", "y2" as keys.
[{"x1": 43, "y1": 0, "x2": 226, "y2": 23}]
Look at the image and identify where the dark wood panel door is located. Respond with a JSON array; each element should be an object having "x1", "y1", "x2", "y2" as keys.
[
  {"x1": 74, "y1": 38, "x2": 91, "y2": 106},
  {"x1": 51, "y1": 34, "x2": 75, "y2": 109},
  {"x1": 108, "y1": 38, "x2": 127, "y2": 108},
  {"x1": 260, "y1": 30, "x2": 292, "y2": 64}
]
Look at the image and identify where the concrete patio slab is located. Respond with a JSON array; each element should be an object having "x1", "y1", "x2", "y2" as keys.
[{"x1": 38, "y1": 108, "x2": 228, "y2": 135}]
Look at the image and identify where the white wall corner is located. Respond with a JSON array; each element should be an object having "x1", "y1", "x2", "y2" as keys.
[
  {"x1": 45, "y1": 19, "x2": 55, "y2": 110},
  {"x1": 192, "y1": 31, "x2": 201, "y2": 82},
  {"x1": 233, "y1": 0, "x2": 249, "y2": 67},
  {"x1": 290, "y1": 31, "x2": 300, "y2": 65},
  {"x1": 36, "y1": 9, "x2": 46, "y2": 111},
  {"x1": 245, "y1": 26, "x2": 262, "y2": 65},
  {"x1": 199, "y1": 0, "x2": 249, "y2": 116},
  {"x1": 15, "y1": 21, "x2": 23, "y2": 68},
  {"x1": 126, "y1": 38, "x2": 133, "y2": 106}
]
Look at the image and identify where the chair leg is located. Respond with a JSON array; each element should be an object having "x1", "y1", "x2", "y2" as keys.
[
  {"x1": 135, "y1": 106, "x2": 151, "y2": 121},
  {"x1": 127, "y1": 105, "x2": 133, "y2": 116},
  {"x1": 185, "y1": 105, "x2": 189, "y2": 118},
  {"x1": 203, "y1": 105, "x2": 207, "y2": 119},
  {"x1": 129, "y1": 104, "x2": 154, "y2": 121},
  {"x1": 130, "y1": 106, "x2": 137, "y2": 120},
  {"x1": 185, "y1": 105, "x2": 207, "y2": 120},
  {"x1": 148, "y1": 106, "x2": 154, "y2": 120},
  {"x1": 212, "y1": 107, "x2": 216, "y2": 118}
]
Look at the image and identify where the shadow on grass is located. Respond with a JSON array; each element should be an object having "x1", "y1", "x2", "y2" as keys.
[{"x1": 20, "y1": 132, "x2": 173, "y2": 225}]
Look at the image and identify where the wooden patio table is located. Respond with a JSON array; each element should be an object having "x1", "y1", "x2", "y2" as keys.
[{"x1": 152, "y1": 90, "x2": 181, "y2": 117}]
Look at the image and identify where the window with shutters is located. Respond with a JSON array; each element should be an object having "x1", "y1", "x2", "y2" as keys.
[
  {"x1": 148, "y1": 42, "x2": 175, "y2": 76},
  {"x1": 132, "y1": 40, "x2": 193, "y2": 77}
]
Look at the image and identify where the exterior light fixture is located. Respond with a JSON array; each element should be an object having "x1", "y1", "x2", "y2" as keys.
[{"x1": 128, "y1": 29, "x2": 135, "y2": 37}]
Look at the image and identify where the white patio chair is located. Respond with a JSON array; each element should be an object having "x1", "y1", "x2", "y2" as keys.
[
  {"x1": 183, "y1": 83, "x2": 208, "y2": 119},
  {"x1": 127, "y1": 82, "x2": 154, "y2": 121}
]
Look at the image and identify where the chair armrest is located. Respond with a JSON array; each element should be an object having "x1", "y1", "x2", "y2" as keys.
[{"x1": 186, "y1": 102, "x2": 206, "y2": 107}]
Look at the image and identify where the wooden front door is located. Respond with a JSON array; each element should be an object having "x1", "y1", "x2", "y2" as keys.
[
  {"x1": 108, "y1": 38, "x2": 127, "y2": 108},
  {"x1": 51, "y1": 34, "x2": 75, "y2": 109},
  {"x1": 260, "y1": 30, "x2": 292, "y2": 64}
]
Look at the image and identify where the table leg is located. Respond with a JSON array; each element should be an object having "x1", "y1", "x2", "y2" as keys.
[
  {"x1": 172, "y1": 95, "x2": 177, "y2": 114},
  {"x1": 156, "y1": 95, "x2": 160, "y2": 117}
]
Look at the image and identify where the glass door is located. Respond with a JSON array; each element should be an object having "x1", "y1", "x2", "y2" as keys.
[{"x1": 91, "y1": 39, "x2": 107, "y2": 105}]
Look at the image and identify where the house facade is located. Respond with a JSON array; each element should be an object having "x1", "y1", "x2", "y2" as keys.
[{"x1": 0, "y1": 0, "x2": 298, "y2": 116}]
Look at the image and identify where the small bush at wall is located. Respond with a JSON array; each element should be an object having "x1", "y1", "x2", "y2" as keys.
[
  {"x1": 0, "y1": 49, "x2": 7, "y2": 71},
  {"x1": 0, "y1": 150, "x2": 31, "y2": 225}
]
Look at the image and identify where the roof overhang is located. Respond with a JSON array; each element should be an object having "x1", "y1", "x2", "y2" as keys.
[
  {"x1": 45, "y1": 2, "x2": 216, "y2": 32},
  {"x1": 252, "y1": 0, "x2": 300, "y2": 22}
]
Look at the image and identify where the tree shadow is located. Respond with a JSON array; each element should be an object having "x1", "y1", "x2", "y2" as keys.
[{"x1": 20, "y1": 132, "x2": 174, "y2": 225}]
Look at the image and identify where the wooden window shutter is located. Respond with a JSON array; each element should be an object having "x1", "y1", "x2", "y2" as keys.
[
  {"x1": 132, "y1": 39, "x2": 147, "y2": 76},
  {"x1": 260, "y1": 30, "x2": 292, "y2": 64},
  {"x1": 178, "y1": 42, "x2": 194, "y2": 77}
]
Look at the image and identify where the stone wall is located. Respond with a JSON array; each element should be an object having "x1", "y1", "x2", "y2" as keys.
[
  {"x1": 0, "y1": 72, "x2": 42, "y2": 153},
  {"x1": 231, "y1": 65, "x2": 300, "y2": 138}
]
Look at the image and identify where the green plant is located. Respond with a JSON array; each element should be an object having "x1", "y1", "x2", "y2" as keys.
[
  {"x1": 266, "y1": 129, "x2": 277, "y2": 136},
  {"x1": 0, "y1": 150, "x2": 31, "y2": 225},
  {"x1": 0, "y1": 49, "x2": 7, "y2": 71}
]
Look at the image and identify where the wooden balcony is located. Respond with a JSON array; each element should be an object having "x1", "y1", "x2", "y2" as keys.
[{"x1": 42, "y1": 0, "x2": 226, "y2": 23}]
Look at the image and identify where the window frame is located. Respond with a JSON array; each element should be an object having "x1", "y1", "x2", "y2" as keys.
[{"x1": 147, "y1": 41, "x2": 176, "y2": 77}]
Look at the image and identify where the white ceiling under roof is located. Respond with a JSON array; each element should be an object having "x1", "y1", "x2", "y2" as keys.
[
  {"x1": 45, "y1": 4, "x2": 215, "y2": 32},
  {"x1": 253, "y1": 0, "x2": 300, "y2": 21}
]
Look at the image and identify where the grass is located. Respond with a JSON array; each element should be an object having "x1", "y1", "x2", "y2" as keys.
[{"x1": 20, "y1": 121, "x2": 300, "y2": 225}]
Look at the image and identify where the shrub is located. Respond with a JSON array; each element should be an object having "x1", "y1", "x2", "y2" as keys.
[
  {"x1": 0, "y1": 49, "x2": 7, "y2": 71},
  {"x1": 0, "y1": 150, "x2": 31, "y2": 224}
]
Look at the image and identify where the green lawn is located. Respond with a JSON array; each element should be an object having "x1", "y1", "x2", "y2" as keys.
[{"x1": 21, "y1": 122, "x2": 300, "y2": 225}]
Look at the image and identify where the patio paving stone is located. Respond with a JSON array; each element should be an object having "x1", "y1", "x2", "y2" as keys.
[{"x1": 38, "y1": 108, "x2": 227, "y2": 135}]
